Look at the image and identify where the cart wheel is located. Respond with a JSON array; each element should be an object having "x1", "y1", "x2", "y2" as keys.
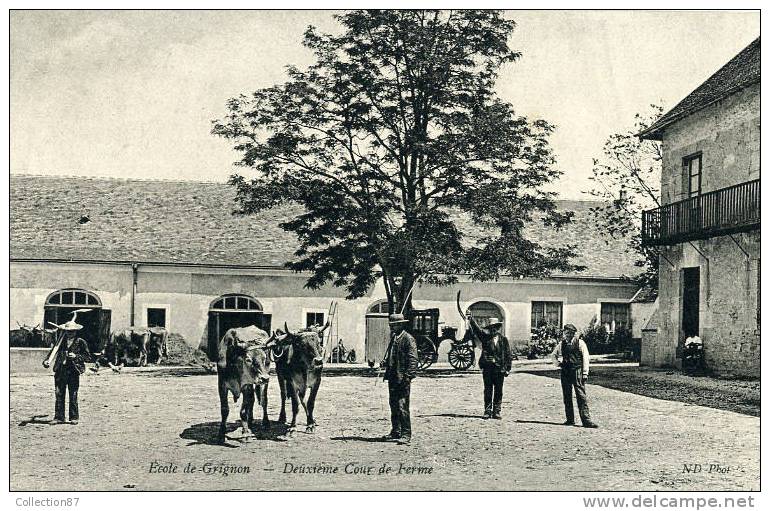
[
  {"x1": 416, "y1": 336, "x2": 436, "y2": 370},
  {"x1": 448, "y1": 344, "x2": 475, "y2": 370}
]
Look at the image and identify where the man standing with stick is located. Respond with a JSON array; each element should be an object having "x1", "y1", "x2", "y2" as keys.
[
  {"x1": 468, "y1": 314, "x2": 512, "y2": 420},
  {"x1": 382, "y1": 313, "x2": 418, "y2": 445},
  {"x1": 42, "y1": 319, "x2": 91, "y2": 425}
]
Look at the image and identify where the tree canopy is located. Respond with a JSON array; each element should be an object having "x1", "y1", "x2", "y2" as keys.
[
  {"x1": 213, "y1": 10, "x2": 583, "y2": 312},
  {"x1": 586, "y1": 105, "x2": 663, "y2": 289}
]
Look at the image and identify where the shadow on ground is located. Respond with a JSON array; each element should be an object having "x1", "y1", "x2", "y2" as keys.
[
  {"x1": 419, "y1": 413, "x2": 485, "y2": 419},
  {"x1": 18, "y1": 415, "x2": 53, "y2": 426},
  {"x1": 520, "y1": 367, "x2": 760, "y2": 417},
  {"x1": 515, "y1": 419, "x2": 570, "y2": 426},
  {"x1": 329, "y1": 435, "x2": 395, "y2": 443},
  {"x1": 180, "y1": 420, "x2": 289, "y2": 447}
]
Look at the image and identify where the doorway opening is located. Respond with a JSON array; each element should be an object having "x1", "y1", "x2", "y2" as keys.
[
  {"x1": 44, "y1": 289, "x2": 110, "y2": 353},
  {"x1": 681, "y1": 267, "x2": 700, "y2": 341},
  {"x1": 207, "y1": 294, "x2": 270, "y2": 356}
]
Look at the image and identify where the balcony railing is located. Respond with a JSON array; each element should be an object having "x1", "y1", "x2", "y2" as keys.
[{"x1": 642, "y1": 179, "x2": 760, "y2": 246}]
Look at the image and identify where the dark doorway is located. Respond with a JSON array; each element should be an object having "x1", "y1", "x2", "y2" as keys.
[
  {"x1": 206, "y1": 311, "x2": 271, "y2": 356},
  {"x1": 681, "y1": 267, "x2": 700, "y2": 338},
  {"x1": 43, "y1": 289, "x2": 109, "y2": 354},
  {"x1": 147, "y1": 308, "x2": 166, "y2": 328},
  {"x1": 43, "y1": 307, "x2": 107, "y2": 353}
]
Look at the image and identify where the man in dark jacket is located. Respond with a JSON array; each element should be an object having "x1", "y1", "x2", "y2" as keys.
[
  {"x1": 43, "y1": 320, "x2": 91, "y2": 425},
  {"x1": 382, "y1": 313, "x2": 419, "y2": 445},
  {"x1": 469, "y1": 315, "x2": 512, "y2": 419}
]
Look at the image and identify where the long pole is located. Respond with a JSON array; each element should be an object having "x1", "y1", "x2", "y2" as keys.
[{"x1": 399, "y1": 281, "x2": 418, "y2": 315}]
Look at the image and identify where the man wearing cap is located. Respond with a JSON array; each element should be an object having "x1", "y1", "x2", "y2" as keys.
[
  {"x1": 42, "y1": 320, "x2": 91, "y2": 425},
  {"x1": 382, "y1": 313, "x2": 419, "y2": 445},
  {"x1": 551, "y1": 324, "x2": 598, "y2": 428},
  {"x1": 468, "y1": 314, "x2": 512, "y2": 419}
]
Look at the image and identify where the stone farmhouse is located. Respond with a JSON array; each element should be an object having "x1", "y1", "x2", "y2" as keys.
[
  {"x1": 639, "y1": 37, "x2": 760, "y2": 377},
  {"x1": 11, "y1": 174, "x2": 642, "y2": 364}
]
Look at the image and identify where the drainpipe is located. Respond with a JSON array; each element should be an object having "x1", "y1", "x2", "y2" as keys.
[{"x1": 130, "y1": 263, "x2": 139, "y2": 327}]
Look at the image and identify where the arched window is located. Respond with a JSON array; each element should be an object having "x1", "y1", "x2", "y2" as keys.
[
  {"x1": 466, "y1": 301, "x2": 504, "y2": 328},
  {"x1": 46, "y1": 289, "x2": 101, "y2": 307},
  {"x1": 368, "y1": 300, "x2": 390, "y2": 314},
  {"x1": 209, "y1": 294, "x2": 262, "y2": 312}
]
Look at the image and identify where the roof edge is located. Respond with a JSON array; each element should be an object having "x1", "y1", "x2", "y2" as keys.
[
  {"x1": 10, "y1": 257, "x2": 638, "y2": 284},
  {"x1": 638, "y1": 78, "x2": 760, "y2": 140}
]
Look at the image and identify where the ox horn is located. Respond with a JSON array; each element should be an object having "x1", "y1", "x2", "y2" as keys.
[{"x1": 284, "y1": 321, "x2": 290, "y2": 335}]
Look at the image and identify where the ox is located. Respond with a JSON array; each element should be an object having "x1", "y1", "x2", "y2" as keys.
[
  {"x1": 269, "y1": 324, "x2": 324, "y2": 433},
  {"x1": 146, "y1": 327, "x2": 169, "y2": 365},
  {"x1": 10, "y1": 323, "x2": 57, "y2": 347},
  {"x1": 107, "y1": 328, "x2": 150, "y2": 367},
  {"x1": 213, "y1": 326, "x2": 272, "y2": 444}
]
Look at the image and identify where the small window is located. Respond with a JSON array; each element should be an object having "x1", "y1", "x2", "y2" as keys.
[
  {"x1": 147, "y1": 308, "x2": 167, "y2": 329},
  {"x1": 600, "y1": 303, "x2": 630, "y2": 331},
  {"x1": 45, "y1": 289, "x2": 101, "y2": 307},
  {"x1": 306, "y1": 312, "x2": 325, "y2": 328},
  {"x1": 210, "y1": 294, "x2": 261, "y2": 311},
  {"x1": 531, "y1": 301, "x2": 563, "y2": 330},
  {"x1": 684, "y1": 154, "x2": 702, "y2": 198},
  {"x1": 368, "y1": 301, "x2": 390, "y2": 314}
]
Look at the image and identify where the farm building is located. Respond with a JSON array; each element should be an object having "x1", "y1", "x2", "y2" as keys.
[
  {"x1": 10, "y1": 175, "x2": 642, "y2": 364},
  {"x1": 639, "y1": 37, "x2": 760, "y2": 377}
]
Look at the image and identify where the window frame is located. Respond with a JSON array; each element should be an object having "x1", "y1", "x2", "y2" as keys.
[
  {"x1": 209, "y1": 294, "x2": 262, "y2": 312},
  {"x1": 683, "y1": 152, "x2": 702, "y2": 198},
  {"x1": 530, "y1": 300, "x2": 563, "y2": 331},
  {"x1": 45, "y1": 288, "x2": 102, "y2": 307},
  {"x1": 367, "y1": 300, "x2": 390, "y2": 314},
  {"x1": 145, "y1": 305, "x2": 170, "y2": 330},
  {"x1": 302, "y1": 308, "x2": 328, "y2": 329},
  {"x1": 599, "y1": 302, "x2": 631, "y2": 332},
  {"x1": 305, "y1": 311, "x2": 326, "y2": 329}
]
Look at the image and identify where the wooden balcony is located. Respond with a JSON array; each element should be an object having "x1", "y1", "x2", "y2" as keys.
[{"x1": 642, "y1": 179, "x2": 760, "y2": 246}]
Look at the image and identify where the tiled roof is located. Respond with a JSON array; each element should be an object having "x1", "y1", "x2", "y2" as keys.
[
  {"x1": 640, "y1": 37, "x2": 760, "y2": 140},
  {"x1": 10, "y1": 175, "x2": 641, "y2": 279},
  {"x1": 631, "y1": 285, "x2": 658, "y2": 304}
]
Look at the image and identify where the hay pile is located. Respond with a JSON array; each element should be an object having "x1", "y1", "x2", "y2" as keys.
[{"x1": 164, "y1": 333, "x2": 212, "y2": 367}]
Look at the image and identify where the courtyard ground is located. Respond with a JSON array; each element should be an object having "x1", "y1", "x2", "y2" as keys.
[{"x1": 10, "y1": 366, "x2": 759, "y2": 491}]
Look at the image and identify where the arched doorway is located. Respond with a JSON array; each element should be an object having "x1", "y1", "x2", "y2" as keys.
[
  {"x1": 461, "y1": 300, "x2": 505, "y2": 368},
  {"x1": 206, "y1": 294, "x2": 269, "y2": 356},
  {"x1": 365, "y1": 300, "x2": 390, "y2": 365},
  {"x1": 44, "y1": 289, "x2": 110, "y2": 353},
  {"x1": 466, "y1": 301, "x2": 505, "y2": 330}
]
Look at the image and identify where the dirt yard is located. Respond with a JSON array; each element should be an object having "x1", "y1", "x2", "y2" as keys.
[
  {"x1": 10, "y1": 368, "x2": 759, "y2": 491},
  {"x1": 520, "y1": 364, "x2": 761, "y2": 417}
]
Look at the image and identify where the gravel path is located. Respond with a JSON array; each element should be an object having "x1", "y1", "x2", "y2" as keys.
[{"x1": 10, "y1": 369, "x2": 759, "y2": 491}]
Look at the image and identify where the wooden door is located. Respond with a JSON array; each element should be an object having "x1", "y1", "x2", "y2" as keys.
[
  {"x1": 681, "y1": 267, "x2": 700, "y2": 338},
  {"x1": 365, "y1": 313, "x2": 390, "y2": 364},
  {"x1": 207, "y1": 313, "x2": 219, "y2": 361},
  {"x1": 97, "y1": 309, "x2": 112, "y2": 353}
]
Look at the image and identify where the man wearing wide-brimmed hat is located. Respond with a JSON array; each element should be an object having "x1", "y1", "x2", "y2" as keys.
[
  {"x1": 468, "y1": 315, "x2": 512, "y2": 419},
  {"x1": 551, "y1": 323, "x2": 598, "y2": 428},
  {"x1": 382, "y1": 313, "x2": 418, "y2": 445},
  {"x1": 42, "y1": 319, "x2": 92, "y2": 425}
]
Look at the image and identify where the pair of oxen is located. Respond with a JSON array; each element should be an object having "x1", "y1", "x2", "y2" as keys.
[
  {"x1": 102, "y1": 327, "x2": 169, "y2": 369},
  {"x1": 212, "y1": 324, "x2": 324, "y2": 444}
]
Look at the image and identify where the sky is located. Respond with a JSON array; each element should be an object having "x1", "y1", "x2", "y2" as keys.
[{"x1": 9, "y1": 10, "x2": 760, "y2": 199}]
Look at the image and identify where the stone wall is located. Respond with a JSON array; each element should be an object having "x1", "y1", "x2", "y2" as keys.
[
  {"x1": 660, "y1": 82, "x2": 760, "y2": 204},
  {"x1": 11, "y1": 260, "x2": 639, "y2": 360},
  {"x1": 654, "y1": 231, "x2": 759, "y2": 377},
  {"x1": 651, "y1": 81, "x2": 760, "y2": 378}
]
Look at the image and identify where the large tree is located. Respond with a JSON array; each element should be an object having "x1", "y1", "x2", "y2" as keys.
[
  {"x1": 585, "y1": 105, "x2": 663, "y2": 289},
  {"x1": 213, "y1": 10, "x2": 582, "y2": 313}
]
